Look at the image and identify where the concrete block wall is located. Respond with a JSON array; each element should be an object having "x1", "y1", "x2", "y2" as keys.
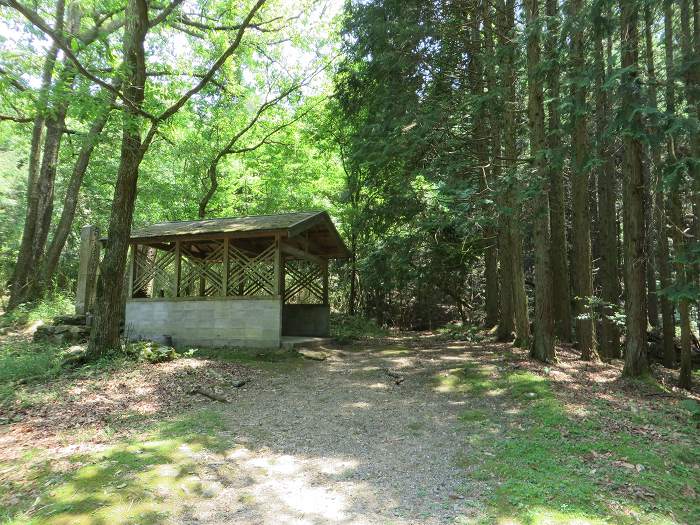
[
  {"x1": 282, "y1": 304, "x2": 330, "y2": 337},
  {"x1": 125, "y1": 297, "x2": 282, "y2": 348}
]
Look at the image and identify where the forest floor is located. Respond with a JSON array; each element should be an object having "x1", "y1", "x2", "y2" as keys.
[{"x1": 0, "y1": 327, "x2": 699, "y2": 525}]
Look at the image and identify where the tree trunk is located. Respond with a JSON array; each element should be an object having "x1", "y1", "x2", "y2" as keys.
[
  {"x1": 654, "y1": 0, "x2": 677, "y2": 368},
  {"x1": 619, "y1": 0, "x2": 649, "y2": 377},
  {"x1": 26, "y1": 53, "x2": 80, "y2": 300},
  {"x1": 88, "y1": 0, "x2": 150, "y2": 357},
  {"x1": 545, "y1": 0, "x2": 572, "y2": 343},
  {"x1": 525, "y1": 0, "x2": 555, "y2": 362},
  {"x1": 499, "y1": 0, "x2": 530, "y2": 347},
  {"x1": 570, "y1": 0, "x2": 598, "y2": 360},
  {"x1": 593, "y1": 1, "x2": 621, "y2": 359},
  {"x1": 40, "y1": 86, "x2": 118, "y2": 287},
  {"x1": 677, "y1": 0, "x2": 697, "y2": 389},
  {"x1": 8, "y1": 0, "x2": 65, "y2": 309}
]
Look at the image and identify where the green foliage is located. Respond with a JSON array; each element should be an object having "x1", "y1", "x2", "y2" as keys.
[
  {"x1": 123, "y1": 341, "x2": 181, "y2": 364},
  {"x1": 0, "y1": 340, "x2": 65, "y2": 390},
  {"x1": 329, "y1": 313, "x2": 387, "y2": 343},
  {"x1": 0, "y1": 292, "x2": 74, "y2": 328},
  {"x1": 679, "y1": 399, "x2": 700, "y2": 423},
  {"x1": 436, "y1": 322, "x2": 484, "y2": 342}
]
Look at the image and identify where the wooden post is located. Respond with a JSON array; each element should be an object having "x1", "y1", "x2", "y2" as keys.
[
  {"x1": 222, "y1": 237, "x2": 229, "y2": 296},
  {"x1": 321, "y1": 258, "x2": 329, "y2": 305},
  {"x1": 127, "y1": 244, "x2": 136, "y2": 299},
  {"x1": 174, "y1": 241, "x2": 181, "y2": 297},
  {"x1": 76, "y1": 225, "x2": 99, "y2": 314},
  {"x1": 274, "y1": 234, "x2": 285, "y2": 300}
]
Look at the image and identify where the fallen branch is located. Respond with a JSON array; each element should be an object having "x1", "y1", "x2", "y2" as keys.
[
  {"x1": 189, "y1": 387, "x2": 228, "y2": 403},
  {"x1": 382, "y1": 368, "x2": 405, "y2": 385}
]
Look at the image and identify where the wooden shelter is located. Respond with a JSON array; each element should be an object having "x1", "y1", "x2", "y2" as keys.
[{"x1": 122, "y1": 211, "x2": 349, "y2": 348}]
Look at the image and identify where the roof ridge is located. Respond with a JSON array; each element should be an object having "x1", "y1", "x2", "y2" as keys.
[{"x1": 133, "y1": 210, "x2": 323, "y2": 228}]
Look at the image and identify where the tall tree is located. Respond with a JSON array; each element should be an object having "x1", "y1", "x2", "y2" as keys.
[
  {"x1": 593, "y1": 0, "x2": 621, "y2": 359},
  {"x1": 545, "y1": 0, "x2": 572, "y2": 343},
  {"x1": 8, "y1": 0, "x2": 65, "y2": 309},
  {"x1": 569, "y1": 0, "x2": 598, "y2": 359},
  {"x1": 619, "y1": 0, "x2": 649, "y2": 377},
  {"x1": 526, "y1": 0, "x2": 555, "y2": 362},
  {"x1": 649, "y1": 0, "x2": 676, "y2": 368},
  {"x1": 676, "y1": 0, "x2": 696, "y2": 389},
  {"x1": 499, "y1": 0, "x2": 530, "y2": 347}
]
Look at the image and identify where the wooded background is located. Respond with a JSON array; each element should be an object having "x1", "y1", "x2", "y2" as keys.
[{"x1": 0, "y1": 0, "x2": 698, "y2": 386}]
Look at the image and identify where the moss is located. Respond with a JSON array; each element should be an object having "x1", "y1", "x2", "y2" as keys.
[{"x1": 1, "y1": 409, "x2": 230, "y2": 525}]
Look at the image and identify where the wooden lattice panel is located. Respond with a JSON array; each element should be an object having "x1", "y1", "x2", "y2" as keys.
[
  {"x1": 132, "y1": 245, "x2": 176, "y2": 298},
  {"x1": 284, "y1": 259, "x2": 324, "y2": 304},
  {"x1": 180, "y1": 242, "x2": 225, "y2": 297},
  {"x1": 227, "y1": 243, "x2": 276, "y2": 296}
]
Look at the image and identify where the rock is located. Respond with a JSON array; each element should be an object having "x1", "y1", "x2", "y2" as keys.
[
  {"x1": 34, "y1": 324, "x2": 90, "y2": 344},
  {"x1": 52, "y1": 314, "x2": 87, "y2": 326},
  {"x1": 298, "y1": 349, "x2": 328, "y2": 361}
]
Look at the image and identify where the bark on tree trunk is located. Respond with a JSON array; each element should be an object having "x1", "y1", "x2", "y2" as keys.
[
  {"x1": 654, "y1": 0, "x2": 677, "y2": 368},
  {"x1": 619, "y1": 0, "x2": 649, "y2": 377},
  {"x1": 40, "y1": 86, "x2": 118, "y2": 287},
  {"x1": 8, "y1": 0, "x2": 65, "y2": 309},
  {"x1": 526, "y1": 0, "x2": 555, "y2": 363},
  {"x1": 500, "y1": 0, "x2": 530, "y2": 348},
  {"x1": 545, "y1": 0, "x2": 572, "y2": 344},
  {"x1": 88, "y1": 0, "x2": 150, "y2": 357},
  {"x1": 677, "y1": 0, "x2": 697, "y2": 389},
  {"x1": 570, "y1": 0, "x2": 598, "y2": 360},
  {"x1": 593, "y1": 3, "x2": 621, "y2": 359}
]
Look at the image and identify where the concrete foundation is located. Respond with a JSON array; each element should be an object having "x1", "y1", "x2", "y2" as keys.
[
  {"x1": 125, "y1": 296, "x2": 282, "y2": 348},
  {"x1": 282, "y1": 304, "x2": 330, "y2": 337}
]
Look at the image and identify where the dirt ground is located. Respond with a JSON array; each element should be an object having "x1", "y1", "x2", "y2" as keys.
[{"x1": 1, "y1": 333, "x2": 698, "y2": 525}]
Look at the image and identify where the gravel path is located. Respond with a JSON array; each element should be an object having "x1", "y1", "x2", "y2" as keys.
[{"x1": 178, "y1": 341, "x2": 489, "y2": 525}]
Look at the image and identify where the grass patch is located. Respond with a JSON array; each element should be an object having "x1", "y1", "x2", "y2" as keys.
[
  {"x1": 434, "y1": 363, "x2": 495, "y2": 394},
  {"x1": 0, "y1": 293, "x2": 74, "y2": 328},
  {"x1": 456, "y1": 370, "x2": 700, "y2": 525},
  {"x1": 329, "y1": 313, "x2": 387, "y2": 343},
  {"x1": 459, "y1": 409, "x2": 489, "y2": 422},
  {"x1": 0, "y1": 409, "x2": 230, "y2": 525}
]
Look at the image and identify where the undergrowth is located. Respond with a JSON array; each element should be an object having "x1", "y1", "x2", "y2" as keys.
[
  {"x1": 0, "y1": 293, "x2": 74, "y2": 328},
  {"x1": 447, "y1": 363, "x2": 700, "y2": 525},
  {"x1": 330, "y1": 313, "x2": 387, "y2": 343}
]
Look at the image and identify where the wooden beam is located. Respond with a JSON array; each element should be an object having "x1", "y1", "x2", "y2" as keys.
[
  {"x1": 128, "y1": 244, "x2": 136, "y2": 299},
  {"x1": 174, "y1": 241, "x2": 181, "y2": 297},
  {"x1": 279, "y1": 241, "x2": 324, "y2": 265},
  {"x1": 321, "y1": 258, "x2": 329, "y2": 305},
  {"x1": 222, "y1": 237, "x2": 229, "y2": 296}
]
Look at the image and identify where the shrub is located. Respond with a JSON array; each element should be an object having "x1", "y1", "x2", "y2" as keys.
[
  {"x1": 330, "y1": 313, "x2": 387, "y2": 343},
  {"x1": 0, "y1": 292, "x2": 74, "y2": 327},
  {"x1": 124, "y1": 341, "x2": 179, "y2": 363}
]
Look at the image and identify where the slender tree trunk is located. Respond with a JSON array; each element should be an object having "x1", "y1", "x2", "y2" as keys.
[
  {"x1": 8, "y1": 0, "x2": 65, "y2": 309},
  {"x1": 27, "y1": 53, "x2": 80, "y2": 300},
  {"x1": 40, "y1": 86, "x2": 118, "y2": 287},
  {"x1": 593, "y1": 1, "x2": 621, "y2": 359},
  {"x1": 570, "y1": 0, "x2": 598, "y2": 360},
  {"x1": 483, "y1": 5, "x2": 514, "y2": 341},
  {"x1": 619, "y1": 0, "x2": 649, "y2": 377},
  {"x1": 652, "y1": 0, "x2": 677, "y2": 367},
  {"x1": 88, "y1": 0, "x2": 150, "y2": 357},
  {"x1": 677, "y1": 0, "x2": 697, "y2": 389},
  {"x1": 526, "y1": 0, "x2": 555, "y2": 362},
  {"x1": 545, "y1": 0, "x2": 572, "y2": 343},
  {"x1": 500, "y1": 0, "x2": 530, "y2": 347}
]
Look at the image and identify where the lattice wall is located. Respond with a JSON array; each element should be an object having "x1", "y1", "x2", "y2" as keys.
[
  {"x1": 132, "y1": 245, "x2": 176, "y2": 298},
  {"x1": 228, "y1": 242, "x2": 276, "y2": 296},
  {"x1": 284, "y1": 259, "x2": 325, "y2": 304}
]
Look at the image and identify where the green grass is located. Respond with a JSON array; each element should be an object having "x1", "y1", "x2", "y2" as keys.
[
  {"x1": 0, "y1": 409, "x2": 230, "y2": 525},
  {"x1": 452, "y1": 369, "x2": 700, "y2": 525},
  {"x1": 329, "y1": 313, "x2": 387, "y2": 343},
  {"x1": 0, "y1": 293, "x2": 74, "y2": 328}
]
